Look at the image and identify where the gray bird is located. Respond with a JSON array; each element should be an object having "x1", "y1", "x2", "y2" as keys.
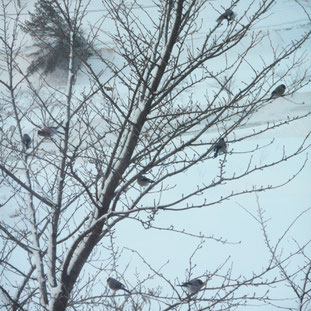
[
  {"x1": 137, "y1": 175, "x2": 154, "y2": 187},
  {"x1": 213, "y1": 138, "x2": 227, "y2": 158},
  {"x1": 38, "y1": 126, "x2": 62, "y2": 138},
  {"x1": 177, "y1": 278, "x2": 204, "y2": 294},
  {"x1": 107, "y1": 277, "x2": 131, "y2": 294},
  {"x1": 216, "y1": 9, "x2": 235, "y2": 24},
  {"x1": 270, "y1": 84, "x2": 286, "y2": 99},
  {"x1": 22, "y1": 134, "x2": 31, "y2": 149}
]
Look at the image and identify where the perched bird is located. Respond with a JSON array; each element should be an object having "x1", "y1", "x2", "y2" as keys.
[
  {"x1": 270, "y1": 84, "x2": 286, "y2": 99},
  {"x1": 22, "y1": 134, "x2": 31, "y2": 149},
  {"x1": 137, "y1": 175, "x2": 154, "y2": 187},
  {"x1": 213, "y1": 138, "x2": 227, "y2": 158},
  {"x1": 216, "y1": 9, "x2": 235, "y2": 24},
  {"x1": 38, "y1": 126, "x2": 62, "y2": 138},
  {"x1": 178, "y1": 278, "x2": 204, "y2": 294},
  {"x1": 107, "y1": 277, "x2": 131, "y2": 294}
]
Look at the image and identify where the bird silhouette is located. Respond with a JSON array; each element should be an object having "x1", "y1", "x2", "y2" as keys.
[
  {"x1": 216, "y1": 9, "x2": 235, "y2": 24},
  {"x1": 38, "y1": 126, "x2": 63, "y2": 138},
  {"x1": 213, "y1": 138, "x2": 227, "y2": 158},
  {"x1": 270, "y1": 84, "x2": 286, "y2": 99},
  {"x1": 177, "y1": 278, "x2": 204, "y2": 294},
  {"x1": 107, "y1": 277, "x2": 131, "y2": 294},
  {"x1": 22, "y1": 134, "x2": 31, "y2": 149},
  {"x1": 137, "y1": 175, "x2": 154, "y2": 187}
]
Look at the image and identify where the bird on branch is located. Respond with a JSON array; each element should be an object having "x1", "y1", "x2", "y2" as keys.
[
  {"x1": 137, "y1": 175, "x2": 154, "y2": 187},
  {"x1": 107, "y1": 277, "x2": 131, "y2": 294},
  {"x1": 177, "y1": 278, "x2": 204, "y2": 294},
  {"x1": 270, "y1": 84, "x2": 286, "y2": 100},
  {"x1": 38, "y1": 126, "x2": 64, "y2": 138},
  {"x1": 216, "y1": 9, "x2": 235, "y2": 25},
  {"x1": 22, "y1": 134, "x2": 31, "y2": 149},
  {"x1": 213, "y1": 138, "x2": 227, "y2": 158}
]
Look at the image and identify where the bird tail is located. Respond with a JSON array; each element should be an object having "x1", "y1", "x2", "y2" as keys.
[
  {"x1": 216, "y1": 16, "x2": 223, "y2": 23},
  {"x1": 123, "y1": 288, "x2": 131, "y2": 294}
]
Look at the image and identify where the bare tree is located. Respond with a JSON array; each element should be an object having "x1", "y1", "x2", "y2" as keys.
[
  {"x1": 242, "y1": 197, "x2": 311, "y2": 311},
  {"x1": 0, "y1": 0, "x2": 310, "y2": 310}
]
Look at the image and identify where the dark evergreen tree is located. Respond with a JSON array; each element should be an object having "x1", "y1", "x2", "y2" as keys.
[{"x1": 22, "y1": 0, "x2": 92, "y2": 74}]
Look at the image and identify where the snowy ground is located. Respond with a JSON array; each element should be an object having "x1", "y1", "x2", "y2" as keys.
[{"x1": 1, "y1": 0, "x2": 311, "y2": 310}]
